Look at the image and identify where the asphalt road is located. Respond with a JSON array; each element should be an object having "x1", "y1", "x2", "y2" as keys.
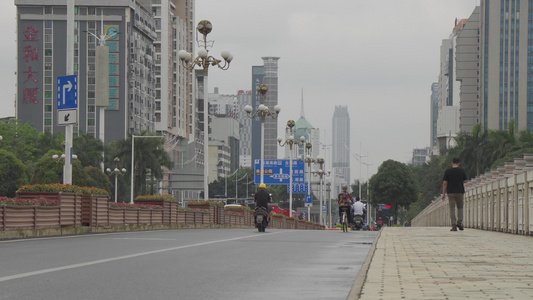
[{"x1": 0, "y1": 228, "x2": 378, "y2": 300}]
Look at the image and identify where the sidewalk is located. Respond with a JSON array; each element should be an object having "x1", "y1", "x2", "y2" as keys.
[{"x1": 349, "y1": 227, "x2": 533, "y2": 300}]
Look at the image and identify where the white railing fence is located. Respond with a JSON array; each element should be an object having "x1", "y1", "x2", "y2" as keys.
[{"x1": 412, "y1": 153, "x2": 533, "y2": 235}]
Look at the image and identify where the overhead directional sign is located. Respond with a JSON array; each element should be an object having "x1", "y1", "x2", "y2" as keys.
[
  {"x1": 57, "y1": 75, "x2": 78, "y2": 110},
  {"x1": 254, "y1": 159, "x2": 305, "y2": 185}
]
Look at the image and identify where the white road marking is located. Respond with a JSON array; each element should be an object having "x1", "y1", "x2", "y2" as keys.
[{"x1": 0, "y1": 231, "x2": 283, "y2": 282}]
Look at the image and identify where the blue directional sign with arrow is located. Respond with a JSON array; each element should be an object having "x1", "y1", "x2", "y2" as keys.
[
  {"x1": 57, "y1": 75, "x2": 78, "y2": 110},
  {"x1": 254, "y1": 159, "x2": 305, "y2": 185}
]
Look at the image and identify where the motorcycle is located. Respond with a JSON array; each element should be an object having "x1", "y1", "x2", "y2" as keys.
[
  {"x1": 254, "y1": 207, "x2": 269, "y2": 232},
  {"x1": 353, "y1": 214, "x2": 363, "y2": 230},
  {"x1": 375, "y1": 222, "x2": 383, "y2": 231}
]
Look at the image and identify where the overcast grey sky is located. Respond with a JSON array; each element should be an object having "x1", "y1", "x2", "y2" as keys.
[{"x1": 0, "y1": 1, "x2": 479, "y2": 183}]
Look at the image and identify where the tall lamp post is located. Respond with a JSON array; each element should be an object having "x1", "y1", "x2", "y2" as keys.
[
  {"x1": 244, "y1": 84, "x2": 281, "y2": 184},
  {"x1": 303, "y1": 142, "x2": 316, "y2": 221},
  {"x1": 312, "y1": 156, "x2": 330, "y2": 226},
  {"x1": 107, "y1": 157, "x2": 127, "y2": 203},
  {"x1": 277, "y1": 120, "x2": 305, "y2": 217},
  {"x1": 130, "y1": 135, "x2": 163, "y2": 204},
  {"x1": 178, "y1": 20, "x2": 233, "y2": 201}
]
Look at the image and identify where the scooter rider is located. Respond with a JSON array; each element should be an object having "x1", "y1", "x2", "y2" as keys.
[
  {"x1": 337, "y1": 185, "x2": 354, "y2": 224},
  {"x1": 352, "y1": 196, "x2": 366, "y2": 223},
  {"x1": 254, "y1": 183, "x2": 272, "y2": 224}
]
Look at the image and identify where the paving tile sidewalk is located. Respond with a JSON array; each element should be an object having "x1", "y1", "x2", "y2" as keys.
[{"x1": 349, "y1": 227, "x2": 533, "y2": 300}]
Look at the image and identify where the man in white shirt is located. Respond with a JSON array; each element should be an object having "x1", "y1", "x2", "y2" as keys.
[{"x1": 352, "y1": 197, "x2": 366, "y2": 216}]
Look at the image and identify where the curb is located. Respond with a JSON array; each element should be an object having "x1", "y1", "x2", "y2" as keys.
[{"x1": 346, "y1": 228, "x2": 382, "y2": 299}]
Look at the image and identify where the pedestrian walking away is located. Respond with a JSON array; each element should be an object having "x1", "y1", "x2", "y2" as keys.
[{"x1": 441, "y1": 157, "x2": 468, "y2": 231}]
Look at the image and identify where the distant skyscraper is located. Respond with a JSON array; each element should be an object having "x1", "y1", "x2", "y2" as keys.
[
  {"x1": 332, "y1": 106, "x2": 350, "y2": 194},
  {"x1": 237, "y1": 90, "x2": 252, "y2": 168},
  {"x1": 430, "y1": 82, "x2": 439, "y2": 148}
]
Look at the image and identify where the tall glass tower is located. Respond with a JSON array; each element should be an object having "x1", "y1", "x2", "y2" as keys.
[{"x1": 332, "y1": 106, "x2": 350, "y2": 195}]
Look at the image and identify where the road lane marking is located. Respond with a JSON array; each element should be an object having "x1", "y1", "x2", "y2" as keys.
[
  {"x1": 0, "y1": 231, "x2": 284, "y2": 282},
  {"x1": 102, "y1": 238, "x2": 177, "y2": 241}
]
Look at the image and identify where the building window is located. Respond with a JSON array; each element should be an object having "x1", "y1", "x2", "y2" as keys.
[
  {"x1": 44, "y1": 105, "x2": 52, "y2": 112},
  {"x1": 45, "y1": 63, "x2": 52, "y2": 70},
  {"x1": 74, "y1": 64, "x2": 78, "y2": 71},
  {"x1": 88, "y1": 119, "x2": 95, "y2": 126},
  {"x1": 45, "y1": 91, "x2": 52, "y2": 99},
  {"x1": 45, "y1": 49, "x2": 52, "y2": 56},
  {"x1": 45, "y1": 119, "x2": 52, "y2": 126},
  {"x1": 45, "y1": 21, "x2": 52, "y2": 29},
  {"x1": 45, "y1": 77, "x2": 52, "y2": 84}
]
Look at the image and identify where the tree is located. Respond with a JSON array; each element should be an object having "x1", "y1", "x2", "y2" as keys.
[
  {"x1": 114, "y1": 131, "x2": 172, "y2": 199},
  {"x1": 369, "y1": 160, "x2": 418, "y2": 223},
  {"x1": 84, "y1": 166, "x2": 112, "y2": 192},
  {"x1": 31, "y1": 150, "x2": 86, "y2": 185},
  {"x1": 0, "y1": 149, "x2": 29, "y2": 197},
  {"x1": 0, "y1": 120, "x2": 40, "y2": 166},
  {"x1": 73, "y1": 134, "x2": 104, "y2": 168}
]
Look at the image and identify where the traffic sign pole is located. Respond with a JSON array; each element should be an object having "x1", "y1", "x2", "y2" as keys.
[{"x1": 64, "y1": 0, "x2": 75, "y2": 185}]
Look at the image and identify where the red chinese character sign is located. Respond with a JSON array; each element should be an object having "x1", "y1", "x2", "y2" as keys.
[{"x1": 20, "y1": 24, "x2": 41, "y2": 106}]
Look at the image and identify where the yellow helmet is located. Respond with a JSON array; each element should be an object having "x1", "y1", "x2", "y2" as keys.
[{"x1": 259, "y1": 183, "x2": 266, "y2": 189}]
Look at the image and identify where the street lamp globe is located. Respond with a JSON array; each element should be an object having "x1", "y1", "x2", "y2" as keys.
[
  {"x1": 198, "y1": 48, "x2": 208, "y2": 58},
  {"x1": 178, "y1": 50, "x2": 191, "y2": 62},
  {"x1": 244, "y1": 105, "x2": 253, "y2": 114},
  {"x1": 221, "y1": 50, "x2": 231, "y2": 60}
]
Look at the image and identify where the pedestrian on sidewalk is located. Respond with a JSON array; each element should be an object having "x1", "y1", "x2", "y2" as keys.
[{"x1": 441, "y1": 157, "x2": 468, "y2": 231}]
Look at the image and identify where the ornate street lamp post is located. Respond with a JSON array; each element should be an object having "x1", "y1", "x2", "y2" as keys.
[
  {"x1": 312, "y1": 156, "x2": 330, "y2": 226},
  {"x1": 107, "y1": 157, "x2": 127, "y2": 203},
  {"x1": 178, "y1": 20, "x2": 233, "y2": 201},
  {"x1": 304, "y1": 142, "x2": 316, "y2": 220},
  {"x1": 277, "y1": 120, "x2": 305, "y2": 217},
  {"x1": 244, "y1": 84, "x2": 280, "y2": 185}
]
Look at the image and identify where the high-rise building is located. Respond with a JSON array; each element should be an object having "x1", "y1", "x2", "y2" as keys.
[
  {"x1": 285, "y1": 91, "x2": 319, "y2": 160},
  {"x1": 332, "y1": 106, "x2": 350, "y2": 194},
  {"x1": 251, "y1": 57, "x2": 280, "y2": 164},
  {"x1": 261, "y1": 57, "x2": 280, "y2": 160},
  {"x1": 436, "y1": 19, "x2": 465, "y2": 151},
  {"x1": 152, "y1": 0, "x2": 195, "y2": 167},
  {"x1": 456, "y1": 6, "x2": 481, "y2": 133},
  {"x1": 479, "y1": 0, "x2": 533, "y2": 131},
  {"x1": 15, "y1": 1, "x2": 156, "y2": 142}
]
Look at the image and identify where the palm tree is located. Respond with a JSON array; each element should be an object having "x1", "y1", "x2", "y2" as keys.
[
  {"x1": 453, "y1": 124, "x2": 492, "y2": 177},
  {"x1": 73, "y1": 134, "x2": 104, "y2": 168},
  {"x1": 114, "y1": 131, "x2": 173, "y2": 199}
]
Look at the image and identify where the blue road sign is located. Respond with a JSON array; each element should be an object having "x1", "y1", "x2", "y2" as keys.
[
  {"x1": 304, "y1": 195, "x2": 313, "y2": 205},
  {"x1": 254, "y1": 159, "x2": 305, "y2": 185},
  {"x1": 287, "y1": 183, "x2": 309, "y2": 194},
  {"x1": 57, "y1": 75, "x2": 78, "y2": 110}
]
